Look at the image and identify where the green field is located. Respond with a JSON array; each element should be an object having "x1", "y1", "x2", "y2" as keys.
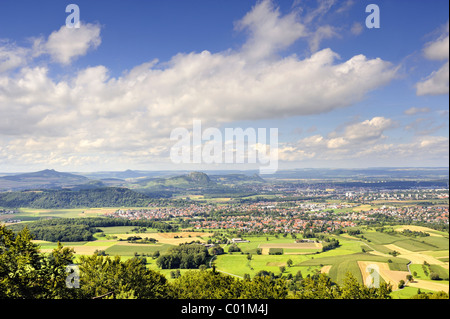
[
  {"x1": 7, "y1": 206, "x2": 448, "y2": 298},
  {"x1": 105, "y1": 243, "x2": 172, "y2": 256}
]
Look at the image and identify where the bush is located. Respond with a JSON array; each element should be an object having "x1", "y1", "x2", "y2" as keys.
[
  {"x1": 268, "y1": 248, "x2": 283, "y2": 255},
  {"x1": 156, "y1": 244, "x2": 210, "y2": 269},
  {"x1": 228, "y1": 244, "x2": 241, "y2": 253},
  {"x1": 209, "y1": 245, "x2": 224, "y2": 255},
  {"x1": 429, "y1": 272, "x2": 441, "y2": 281}
]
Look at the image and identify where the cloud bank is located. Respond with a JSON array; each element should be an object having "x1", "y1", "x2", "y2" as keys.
[{"x1": 0, "y1": 0, "x2": 446, "y2": 171}]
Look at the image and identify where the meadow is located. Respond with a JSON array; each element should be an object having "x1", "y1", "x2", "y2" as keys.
[{"x1": 7, "y1": 207, "x2": 449, "y2": 295}]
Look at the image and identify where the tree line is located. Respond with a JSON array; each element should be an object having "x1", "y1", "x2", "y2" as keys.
[
  {"x1": 156, "y1": 244, "x2": 209, "y2": 269},
  {"x1": 0, "y1": 187, "x2": 152, "y2": 209},
  {"x1": 7, "y1": 217, "x2": 177, "y2": 242}
]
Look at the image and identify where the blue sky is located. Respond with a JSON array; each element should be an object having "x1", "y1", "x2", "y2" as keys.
[{"x1": 0, "y1": 0, "x2": 448, "y2": 172}]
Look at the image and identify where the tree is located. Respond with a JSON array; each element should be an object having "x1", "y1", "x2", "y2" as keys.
[
  {"x1": 294, "y1": 270, "x2": 303, "y2": 281},
  {"x1": 152, "y1": 250, "x2": 160, "y2": 259},
  {"x1": 228, "y1": 244, "x2": 241, "y2": 253},
  {"x1": 78, "y1": 254, "x2": 171, "y2": 299},
  {"x1": 209, "y1": 245, "x2": 224, "y2": 256},
  {"x1": 398, "y1": 280, "x2": 405, "y2": 289},
  {"x1": 410, "y1": 291, "x2": 449, "y2": 299},
  {"x1": 172, "y1": 270, "x2": 240, "y2": 299},
  {"x1": 340, "y1": 272, "x2": 392, "y2": 299},
  {"x1": 286, "y1": 259, "x2": 293, "y2": 267},
  {"x1": 0, "y1": 225, "x2": 76, "y2": 299},
  {"x1": 279, "y1": 266, "x2": 286, "y2": 273},
  {"x1": 240, "y1": 276, "x2": 289, "y2": 299},
  {"x1": 429, "y1": 272, "x2": 440, "y2": 280},
  {"x1": 295, "y1": 273, "x2": 339, "y2": 299}
]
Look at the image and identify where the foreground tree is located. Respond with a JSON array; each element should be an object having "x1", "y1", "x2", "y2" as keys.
[
  {"x1": 340, "y1": 272, "x2": 392, "y2": 299},
  {"x1": 172, "y1": 269, "x2": 240, "y2": 299},
  {"x1": 0, "y1": 225, "x2": 76, "y2": 299},
  {"x1": 294, "y1": 273, "x2": 340, "y2": 299},
  {"x1": 78, "y1": 254, "x2": 171, "y2": 299}
]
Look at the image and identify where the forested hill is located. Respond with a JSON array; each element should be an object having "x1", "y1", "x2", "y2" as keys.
[{"x1": 0, "y1": 187, "x2": 152, "y2": 209}]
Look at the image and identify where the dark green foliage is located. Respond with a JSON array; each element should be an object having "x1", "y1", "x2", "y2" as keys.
[
  {"x1": 8, "y1": 217, "x2": 176, "y2": 242},
  {"x1": 209, "y1": 245, "x2": 225, "y2": 255},
  {"x1": 156, "y1": 244, "x2": 210, "y2": 269},
  {"x1": 228, "y1": 244, "x2": 241, "y2": 253},
  {"x1": 268, "y1": 248, "x2": 283, "y2": 255},
  {"x1": 322, "y1": 238, "x2": 340, "y2": 252},
  {"x1": 400, "y1": 229, "x2": 430, "y2": 237},
  {"x1": 410, "y1": 291, "x2": 449, "y2": 299},
  {"x1": 0, "y1": 187, "x2": 151, "y2": 209},
  {"x1": 172, "y1": 270, "x2": 241, "y2": 299},
  {"x1": 0, "y1": 224, "x2": 77, "y2": 299},
  {"x1": 78, "y1": 254, "x2": 170, "y2": 299},
  {"x1": 0, "y1": 224, "x2": 404, "y2": 300}
]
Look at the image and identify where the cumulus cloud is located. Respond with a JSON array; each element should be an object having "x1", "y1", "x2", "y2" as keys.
[
  {"x1": 0, "y1": 1, "x2": 400, "y2": 170},
  {"x1": 236, "y1": 0, "x2": 307, "y2": 60},
  {"x1": 0, "y1": 22, "x2": 101, "y2": 70},
  {"x1": 416, "y1": 21, "x2": 449, "y2": 96},
  {"x1": 37, "y1": 23, "x2": 102, "y2": 65},
  {"x1": 278, "y1": 117, "x2": 448, "y2": 165},
  {"x1": 0, "y1": 41, "x2": 28, "y2": 72},
  {"x1": 416, "y1": 61, "x2": 449, "y2": 96}
]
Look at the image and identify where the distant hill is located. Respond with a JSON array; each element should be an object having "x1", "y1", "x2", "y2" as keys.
[
  {"x1": 209, "y1": 173, "x2": 265, "y2": 184},
  {"x1": 134, "y1": 172, "x2": 214, "y2": 190},
  {"x1": 0, "y1": 187, "x2": 152, "y2": 209},
  {"x1": 0, "y1": 169, "x2": 90, "y2": 191}
]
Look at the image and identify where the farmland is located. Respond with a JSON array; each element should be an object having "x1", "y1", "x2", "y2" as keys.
[
  {"x1": 1, "y1": 171, "x2": 449, "y2": 299},
  {"x1": 12, "y1": 206, "x2": 447, "y2": 297}
]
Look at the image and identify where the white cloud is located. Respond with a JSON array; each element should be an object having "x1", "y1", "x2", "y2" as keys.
[
  {"x1": 278, "y1": 117, "x2": 448, "y2": 165},
  {"x1": 42, "y1": 23, "x2": 101, "y2": 65},
  {"x1": 0, "y1": 22, "x2": 102, "y2": 69},
  {"x1": 423, "y1": 27, "x2": 449, "y2": 61},
  {"x1": 236, "y1": 0, "x2": 307, "y2": 60},
  {"x1": 0, "y1": 41, "x2": 28, "y2": 72},
  {"x1": 416, "y1": 21, "x2": 449, "y2": 96},
  {"x1": 416, "y1": 61, "x2": 449, "y2": 96},
  {"x1": 350, "y1": 22, "x2": 363, "y2": 36},
  {"x1": 279, "y1": 116, "x2": 395, "y2": 162},
  {"x1": 403, "y1": 107, "x2": 431, "y2": 115},
  {"x1": 341, "y1": 117, "x2": 395, "y2": 142},
  {"x1": 308, "y1": 25, "x2": 339, "y2": 52},
  {"x1": 0, "y1": 1, "x2": 400, "y2": 170}
]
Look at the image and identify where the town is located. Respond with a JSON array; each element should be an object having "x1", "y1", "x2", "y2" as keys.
[{"x1": 104, "y1": 188, "x2": 449, "y2": 234}]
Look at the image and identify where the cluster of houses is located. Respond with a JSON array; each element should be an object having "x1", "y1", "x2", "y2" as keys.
[{"x1": 103, "y1": 190, "x2": 448, "y2": 234}]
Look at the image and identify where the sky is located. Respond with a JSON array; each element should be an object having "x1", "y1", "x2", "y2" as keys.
[{"x1": 0, "y1": 0, "x2": 448, "y2": 173}]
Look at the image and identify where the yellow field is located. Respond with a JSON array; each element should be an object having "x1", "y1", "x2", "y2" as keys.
[
  {"x1": 357, "y1": 261, "x2": 410, "y2": 291},
  {"x1": 384, "y1": 244, "x2": 446, "y2": 265},
  {"x1": 115, "y1": 231, "x2": 213, "y2": 245},
  {"x1": 407, "y1": 279, "x2": 449, "y2": 293},
  {"x1": 79, "y1": 208, "x2": 118, "y2": 217},
  {"x1": 321, "y1": 265, "x2": 332, "y2": 274},
  {"x1": 353, "y1": 205, "x2": 373, "y2": 212},
  {"x1": 394, "y1": 225, "x2": 441, "y2": 236}
]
